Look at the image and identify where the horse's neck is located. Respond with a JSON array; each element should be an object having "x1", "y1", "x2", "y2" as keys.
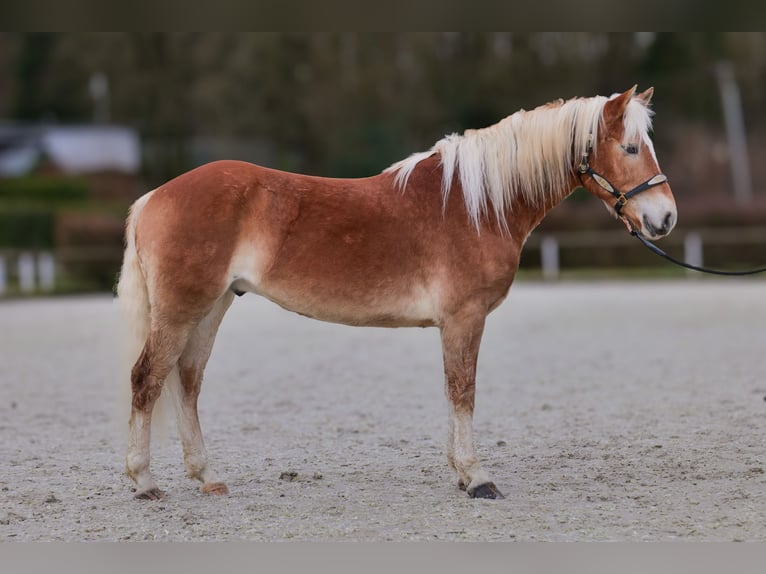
[
  {"x1": 502, "y1": 172, "x2": 581, "y2": 240},
  {"x1": 401, "y1": 153, "x2": 580, "y2": 241}
]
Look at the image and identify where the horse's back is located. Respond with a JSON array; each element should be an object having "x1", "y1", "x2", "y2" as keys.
[{"x1": 130, "y1": 160, "x2": 437, "y2": 323}]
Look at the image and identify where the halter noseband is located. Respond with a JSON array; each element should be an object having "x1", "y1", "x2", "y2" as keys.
[
  {"x1": 575, "y1": 136, "x2": 766, "y2": 276},
  {"x1": 577, "y1": 137, "x2": 668, "y2": 215}
]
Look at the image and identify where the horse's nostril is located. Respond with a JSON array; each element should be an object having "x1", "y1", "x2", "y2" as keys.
[
  {"x1": 660, "y1": 211, "x2": 676, "y2": 234},
  {"x1": 643, "y1": 212, "x2": 675, "y2": 237}
]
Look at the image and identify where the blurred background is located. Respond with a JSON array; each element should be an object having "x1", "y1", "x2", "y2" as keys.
[{"x1": 1, "y1": 32, "x2": 766, "y2": 297}]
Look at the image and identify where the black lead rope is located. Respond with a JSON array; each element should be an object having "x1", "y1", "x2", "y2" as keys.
[
  {"x1": 577, "y1": 137, "x2": 766, "y2": 276},
  {"x1": 631, "y1": 230, "x2": 766, "y2": 276}
]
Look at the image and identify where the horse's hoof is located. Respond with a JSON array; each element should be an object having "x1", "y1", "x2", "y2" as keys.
[
  {"x1": 201, "y1": 482, "x2": 229, "y2": 496},
  {"x1": 134, "y1": 487, "x2": 165, "y2": 500},
  {"x1": 458, "y1": 479, "x2": 467, "y2": 491},
  {"x1": 468, "y1": 482, "x2": 505, "y2": 500}
]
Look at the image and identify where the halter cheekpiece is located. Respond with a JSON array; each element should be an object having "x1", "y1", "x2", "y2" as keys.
[
  {"x1": 577, "y1": 135, "x2": 766, "y2": 276},
  {"x1": 577, "y1": 136, "x2": 668, "y2": 215}
]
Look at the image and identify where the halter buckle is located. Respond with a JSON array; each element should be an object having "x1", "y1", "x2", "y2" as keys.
[
  {"x1": 578, "y1": 149, "x2": 591, "y2": 174},
  {"x1": 616, "y1": 193, "x2": 628, "y2": 207},
  {"x1": 578, "y1": 135, "x2": 593, "y2": 174}
]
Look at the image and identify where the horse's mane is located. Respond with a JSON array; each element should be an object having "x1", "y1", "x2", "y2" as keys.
[{"x1": 384, "y1": 93, "x2": 654, "y2": 229}]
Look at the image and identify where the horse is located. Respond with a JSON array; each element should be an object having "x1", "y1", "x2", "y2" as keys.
[{"x1": 117, "y1": 85, "x2": 676, "y2": 500}]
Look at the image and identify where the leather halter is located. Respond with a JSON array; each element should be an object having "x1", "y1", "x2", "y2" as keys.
[
  {"x1": 577, "y1": 138, "x2": 668, "y2": 215},
  {"x1": 574, "y1": 137, "x2": 766, "y2": 276}
]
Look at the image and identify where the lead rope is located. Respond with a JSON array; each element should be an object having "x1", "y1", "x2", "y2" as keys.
[
  {"x1": 577, "y1": 136, "x2": 766, "y2": 276},
  {"x1": 632, "y1": 230, "x2": 766, "y2": 276}
]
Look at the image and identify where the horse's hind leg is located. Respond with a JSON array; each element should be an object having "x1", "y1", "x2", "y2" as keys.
[
  {"x1": 172, "y1": 291, "x2": 235, "y2": 495},
  {"x1": 440, "y1": 305, "x2": 504, "y2": 500},
  {"x1": 127, "y1": 320, "x2": 196, "y2": 500}
]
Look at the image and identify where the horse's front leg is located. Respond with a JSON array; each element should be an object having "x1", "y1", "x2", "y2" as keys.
[{"x1": 440, "y1": 306, "x2": 504, "y2": 499}]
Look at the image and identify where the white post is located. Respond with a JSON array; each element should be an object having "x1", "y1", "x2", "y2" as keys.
[
  {"x1": 89, "y1": 71, "x2": 110, "y2": 124},
  {"x1": 37, "y1": 252, "x2": 56, "y2": 292},
  {"x1": 684, "y1": 232, "x2": 703, "y2": 278},
  {"x1": 540, "y1": 236, "x2": 560, "y2": 280},
  {"x1": 715, "y1": 61, "x2": 753, "y2": 204},
  {"x1": 0, "y1": 255, "x2": 6, "y2": 296},
  {"x1": 18, "y1": 253, "x2": 36, "y2": 293}
]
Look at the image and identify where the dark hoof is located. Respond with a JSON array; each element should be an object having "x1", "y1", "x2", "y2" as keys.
[
  {"x1": 135, "y1": 487, "x2": 165, "y2": 500},
  {"x1": 458, "y1": 479, "x2": 467, "y2": 491},
  {"x1": 468, "y1": 482, "x2": 505, "y2": 500}
]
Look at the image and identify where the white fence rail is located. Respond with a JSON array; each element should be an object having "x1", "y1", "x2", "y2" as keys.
[
  {"x1": 0, "y1": 251, "x2": 58, "y2": 295},
  {"x1": 1, "y1": 228, "x2": 765, "y2": 296},
  {"x1": 526, "y1": 226, "x2": 766, "y2": 279},
  {"x1": 0, "y1": 246, "x2": 123, "y2": 297}
]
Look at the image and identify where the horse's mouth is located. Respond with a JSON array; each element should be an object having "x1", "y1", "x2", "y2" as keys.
[
  {"x1": 619, "y1": 215, "x2": 636, "y2": 234},
  {"x1": 620, "y1": 214, "x2": 662, "y2": 240}
]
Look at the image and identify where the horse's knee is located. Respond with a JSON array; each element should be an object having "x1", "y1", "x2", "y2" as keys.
[{"x1": 446, "y1": 379, "x2": 476, "y2": 413}]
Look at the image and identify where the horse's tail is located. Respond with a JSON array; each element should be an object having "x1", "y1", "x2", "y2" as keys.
[
  {"x1": 117, "y1": 192, "x2": 152, "y2": 376},
  {"x1": 116, "y1": 190, "x2": 175, "y2": 435}
]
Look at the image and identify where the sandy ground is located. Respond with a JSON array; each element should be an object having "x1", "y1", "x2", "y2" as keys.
[{"x1": 2, "y1": 279, "x2": 766, "y2": 541}]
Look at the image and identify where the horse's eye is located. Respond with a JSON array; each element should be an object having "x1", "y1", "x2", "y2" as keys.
[{"x1": 623, "y1": 144, "x2": 638, "y2": 155}]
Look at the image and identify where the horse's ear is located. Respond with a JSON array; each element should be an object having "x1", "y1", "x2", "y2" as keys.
[
  {"x1": 637, "y1": 86, "x2": 654, "y2": 106},
  {"x1": 603, "y1": 85, "x2": 637, "y2": 130}
]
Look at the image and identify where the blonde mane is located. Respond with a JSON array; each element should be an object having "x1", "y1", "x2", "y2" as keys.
[{"x1": 384, "y1": 93, "x2": 654, "y2": 229}]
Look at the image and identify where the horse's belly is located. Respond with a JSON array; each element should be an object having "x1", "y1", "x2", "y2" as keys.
[
  {"x1": 228, "y1": 216, "x2": 442, "y2": 327},
  {"x1": 253, "y1": 280, "x2": 440, "y2": 328}
]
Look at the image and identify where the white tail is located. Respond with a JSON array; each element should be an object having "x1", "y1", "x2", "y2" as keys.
[
  {"x1": 116, "y1": 190, "x2": 177, "y2": 436},
  {"x1": 117, "y1": 192, "x2": 151, "y2": 373}
]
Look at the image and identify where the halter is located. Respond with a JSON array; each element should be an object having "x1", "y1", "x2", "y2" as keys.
[
  {"x1": 577, "y1": 137, "x2": 668, "y2": 215},
  {"x1": 577, "y1": 136, "x2": 766, "y2": 275}
]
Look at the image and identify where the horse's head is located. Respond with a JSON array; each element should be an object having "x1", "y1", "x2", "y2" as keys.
[{"x1": 580, "y1": 86, "x2": 677, "y2": 240}]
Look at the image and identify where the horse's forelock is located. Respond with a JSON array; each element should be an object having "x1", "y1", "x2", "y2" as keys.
[{"x1": 622, "y1": 96, "x2": 655, "y2": 145}]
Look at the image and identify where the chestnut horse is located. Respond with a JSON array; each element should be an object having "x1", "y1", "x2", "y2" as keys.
[{"x1": 117, "y1": 86, "x2": 676, "y2": 500}]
